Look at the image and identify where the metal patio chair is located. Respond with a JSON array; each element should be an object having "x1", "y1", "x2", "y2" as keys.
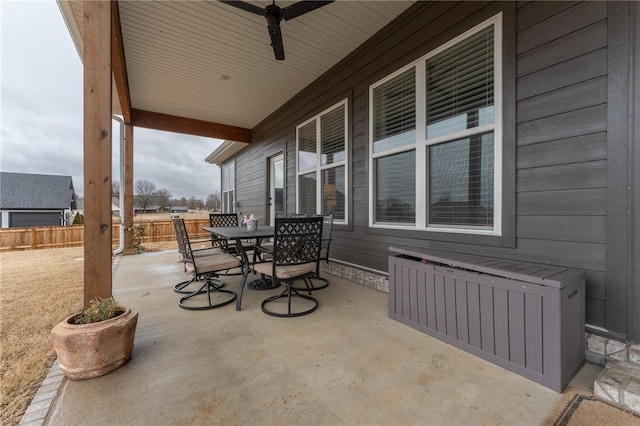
[
  {"x1": 254, "y1": 216, "x2": 323, "y2": 317},
  {"x1": 254, "y1": 212, "x2": 307, "y2": 261},
  {"x1": 172, "y1": 216, "x2": 227, "y2": 294},
  {"x1": 292, "y1": 213, "x2": 333, "y2": 291},
  {"x1": 172, "y1": 218, "x2": 238, "y2": 310},
  {"x1": 209, "y1": 213, "x2": 255, "y2": 257}
]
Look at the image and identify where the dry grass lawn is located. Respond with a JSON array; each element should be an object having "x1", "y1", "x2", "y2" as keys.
[
  {"x1": 0, "y1": 247, "x2": 84, "y2": 425},
  {"x1": 0, "y1": 241, "x2": 177, "y2": 425}
]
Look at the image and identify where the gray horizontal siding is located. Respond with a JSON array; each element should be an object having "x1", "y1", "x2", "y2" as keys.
[
  {"x1": 517, "y1": 189, "x2": 606, "y2": 216},
  {"x1": 516, "y1": 1, "x2": 606, "y2": 54},
  {"x1": 517, "y1": 161, "x2": 606, "y2": 192},
  {"x1": 516, "y1": 48, "x2": 607, "y2": 100},
  {"x1": 517, "y1": 19, "x2": 606, "y2": 77},
  {"x1": 517, "y1": 77, "x2": 607, "y2": 123},
  {"x1": 517, "y1": 133, "x2": 606, "y2": 169},
  {"x1": 242, "y1": 1, "x2": 618, "y2": 329},
  {"x1": 517, "y1": 216, "x2": 606, "y2": 244},
  {"x1": 517, "y1": 104, "x2": 607, "y2": 146},
  {"x1": 516, "y1": 1, "x2": 581, "y2": 31}
]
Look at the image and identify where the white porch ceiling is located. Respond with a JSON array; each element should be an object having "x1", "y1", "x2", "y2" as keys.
[{"x1": 58, "y1": 0, "x2": 414, "y2": 130}]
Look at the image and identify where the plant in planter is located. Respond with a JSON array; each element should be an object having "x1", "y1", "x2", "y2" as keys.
[{"x1": 51, "y1": 297, "x2": 138, "y2": 380}]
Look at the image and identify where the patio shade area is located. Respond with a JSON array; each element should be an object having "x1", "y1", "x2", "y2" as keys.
[{"x1": 47, "y1": 250, "x2": 600, "y2": 425}]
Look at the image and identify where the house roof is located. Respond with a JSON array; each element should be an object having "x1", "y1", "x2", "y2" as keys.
[
  {"x1": 0, "y1": 172, "x2": 75, "y2": 210},
  {"x1": 57, "y1": 1, "x2": 414, "y2": 141},
  {"x1": 205, "y1": 140, "x2": 250, "y2": 165}
]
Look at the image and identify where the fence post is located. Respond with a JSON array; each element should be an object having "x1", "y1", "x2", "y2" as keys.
[{"x1": 30, "y1": 228, "x2": 37, "y2": 250}]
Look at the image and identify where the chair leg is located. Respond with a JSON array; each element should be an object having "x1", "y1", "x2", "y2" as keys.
[
  {"x1": 261, "y1": 283, "x2": 318, "y2": 318},
  {"x1": 235, "y1": 261, "x2": 250, "y2": 311},
  {"x1": 178, "y1": 273, "x2": 236, "y2": 311},
  {"x1": 174, "y1": 275, "x2": 224, "y2": 294},
  {"x1": 292, "y1": 273, "x2": 328, "y2": 291}
]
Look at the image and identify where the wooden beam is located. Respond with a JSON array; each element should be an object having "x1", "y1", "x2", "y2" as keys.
[
  {"x1": 131, "y1": 108, "x2": 251, "y2": 142},
  {"x1": 123, "y1": 124, "x2": 135, "y2": 254},
  {"x1": 83, "y1": 0, "x2": 113, "y2": 305},
  {"x1": 111, "y1": 0, "x2": 131, "y2": 123}
]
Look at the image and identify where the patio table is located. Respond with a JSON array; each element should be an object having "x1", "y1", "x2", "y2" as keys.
[{"x1": 203, "y1": 225, "x2": 278, "y2": 310}]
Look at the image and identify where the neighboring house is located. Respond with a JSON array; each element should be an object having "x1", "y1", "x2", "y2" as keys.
[
  {"x1": 134, "y1": 205, "x2": 161, "y2": 214},
  {"x1": 206, "y1": 1, "x2": 639, "y2": 344},
  {"x1": 170, "y1": 206, "x2": 188, "y2": 213},
  {"x1": 0, "y1": 172, "x2": 77, "y2": 228}
]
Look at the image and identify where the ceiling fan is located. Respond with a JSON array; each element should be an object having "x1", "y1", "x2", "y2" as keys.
[{"x1": 219, "y1": 1, "x2": 335, "y2": 60}]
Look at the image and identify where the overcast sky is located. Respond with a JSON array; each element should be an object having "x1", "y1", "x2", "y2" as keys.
[{"x1": 1, "y1": 0, "x2": 223, "y2": 200}]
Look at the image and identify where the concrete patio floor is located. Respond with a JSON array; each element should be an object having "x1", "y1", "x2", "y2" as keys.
[{"x1": 46, "y1": 250, "x2": 601, "y2": 425}]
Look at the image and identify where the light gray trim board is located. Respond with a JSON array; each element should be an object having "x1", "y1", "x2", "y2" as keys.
[
  {"x1": 630, "y1": 1, "x2": 640, "y2": 344},
  {"x1": 605, "y1": 1, "x2": 632, "y2": 337}
]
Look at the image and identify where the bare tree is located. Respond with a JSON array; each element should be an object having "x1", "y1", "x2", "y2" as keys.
[
  {"x1": 134, "y1": 179, "x2": 156, "y2": 212},
  {"x1": 154, "y1": 188, "x2": 172, "y2": 211},
  {"x1": 111, "y1": 180, "x2": 120, "y2": 198},
  {"x1": 206, "y1": 192, "x2": 221, "y2": 211},
  {"x1": 187, "y1": 196, "x2": 197, "y2": 210}
]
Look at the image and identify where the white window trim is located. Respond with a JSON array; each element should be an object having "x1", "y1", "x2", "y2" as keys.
[
  {"x1": 296, "y1": 99, "x2": 349, "y2": 224},
  {"x1": 221, "y1": 161, "x2": 236, "y2": 214},
  {"x1": 368, "y1": 13, "x2": 503, "y2": 236}
]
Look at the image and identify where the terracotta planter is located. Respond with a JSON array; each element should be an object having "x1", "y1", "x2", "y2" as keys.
[{"x1": 51, "y1": 307, "x2": 138, "y2": 380}]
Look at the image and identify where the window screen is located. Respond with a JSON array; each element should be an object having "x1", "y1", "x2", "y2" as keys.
[
  {"x1": 375, "y1": 150, "x2": 416, "y2": 224},
  {"x1": 428, "y1": 133, "x2": 494, "y2": 227},
  {"x1": 322, "y1": 166, "x2": 345, "y2": 220},
  {"x1": 298, "y1": 172, "x2": 317, "y2": 216}
]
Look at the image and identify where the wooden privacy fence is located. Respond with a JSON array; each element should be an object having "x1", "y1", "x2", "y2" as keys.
[{"x1": 0, "y1": 219, "x2": 210, "y2": 251}]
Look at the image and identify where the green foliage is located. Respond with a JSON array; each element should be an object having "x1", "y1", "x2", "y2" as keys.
[
  {"x1": 72, "y1": 212, "x2": 84, "y2": 225},
  {"x1": 71, "y1": 297, "x2": 121, "y2": 324}
]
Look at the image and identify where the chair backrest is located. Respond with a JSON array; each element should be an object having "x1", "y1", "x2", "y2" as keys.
[
  {"x1": 209, "y1": 213, "x2": 239, "y2": 227},
  {"x1": 321, "y1": 214, "x2": 334, "y2": 252},
  {"x1": 272, "y1": 216, "x2": 323, "y2": 267},
  {"x1": 209, "y1": 213, "x2": 239, "y2": 249},
  {"x1": 172, "y1": 217, "x2": 194, "y2": 264}
]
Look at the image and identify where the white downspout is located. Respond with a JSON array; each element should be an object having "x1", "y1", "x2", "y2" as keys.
[{"x1": 112, "y1": 115, "x2": 125, "y2": 254}]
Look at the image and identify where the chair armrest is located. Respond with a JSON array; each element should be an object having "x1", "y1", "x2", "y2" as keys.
[{"x1": 191, "y1": 246, "x2": 221, "y2": 254}]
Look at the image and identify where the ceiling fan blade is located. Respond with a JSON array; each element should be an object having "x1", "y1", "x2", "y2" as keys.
[
  {"x1": 281, "y1": 1, "x2": 334, "y2": 21},
  {"x1": 268, "y1": 22, "x2": 285, "y2": 60},
  {"x1": 218, "y1": 0, "x2": 265, "y2": 16}
]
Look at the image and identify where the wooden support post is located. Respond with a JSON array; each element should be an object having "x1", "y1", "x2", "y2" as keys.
[
  {"x1": 123, "y1": 124, "x2": 135, "y2": 254},
  {"x1": 83, "y1": 0, "x2": 113, "y2": 305}
]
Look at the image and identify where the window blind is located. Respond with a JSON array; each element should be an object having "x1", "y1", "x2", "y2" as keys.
[
  {"x1": 373, "y1": 68, "x2": 416, "y2": 152},
  {"x1": 426, "y1": 25, "x2": 494, "y2": 139},
  {"x1": 321, "y1": 105, "x2": 346, "y2": 166},
  {"x1": 298, "y1": 122, "x2": 316, "y2": 173}
]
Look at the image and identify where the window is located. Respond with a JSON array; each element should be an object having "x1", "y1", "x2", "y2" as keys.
[
  {"x1": 221, "y1": 162, "x2": 235, "y2": 214},
  {"x1": 296, "y1": 100, "x2": 348, "y2": 223},
  {"x1": 369, "y1": 14, "x2": 502, "y2": 235}
]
